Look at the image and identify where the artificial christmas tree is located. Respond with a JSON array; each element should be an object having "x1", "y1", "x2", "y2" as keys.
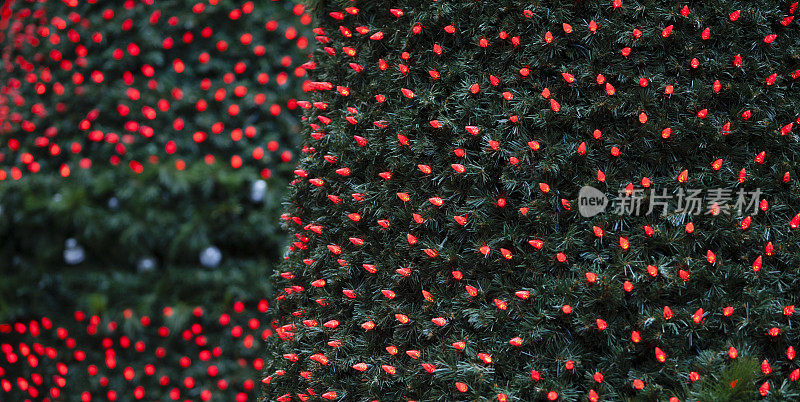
[{"x1": 264, "y1": 0, "x2": 800, "y2": 400}]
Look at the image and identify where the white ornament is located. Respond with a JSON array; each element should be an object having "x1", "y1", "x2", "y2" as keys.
[
  {"x1": 63, "y1": 238, "x2": 85, "y2": 265},
  {"x1": 250, "y1": 180, "x2": 267, "y2": 203},
  {"x1": 200, "y1": 246, "x2": 222, "y2": 268},
  {"x1": 137, "y1": 257, "x2": 157, "y2": 272}
]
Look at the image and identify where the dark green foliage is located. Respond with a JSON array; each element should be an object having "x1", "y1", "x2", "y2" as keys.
[
  {"x1": 690, "y1": 358, "x2": 760, "y2": 401},
  {"x1": 264, "y1": 1, "x2": 800, "y2": 400},
  {"x1": 0, "y1": 163, "x2": 288, "y2": 269}
]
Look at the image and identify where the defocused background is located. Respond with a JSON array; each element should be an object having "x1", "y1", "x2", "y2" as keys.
[{"x1": 0, "y1": 0, "x2": 309, "y2": 400}]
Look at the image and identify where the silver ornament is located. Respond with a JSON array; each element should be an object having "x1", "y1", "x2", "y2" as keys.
[
  {"x1": 199, "y1": 246, "x2": 222, "y2": 268},
  {"x1": 63, "y1": 238, "x2": 85, "y2": 265},
  {"x1": 250, "y1": 180, "x2": 267, "y2": 203},
  {"x1": 137, "y1": 257, "x2": 157, "y2": 272},
  {"x1": 108, "y1": 197, "x2": 120, "y2": 210}
]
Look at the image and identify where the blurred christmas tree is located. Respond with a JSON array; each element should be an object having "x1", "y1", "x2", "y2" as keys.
[
  {"x1": 0, "y1": 0, "x2": 310, "y2": 400},
  {"x1": 264, "y1": 1, "x2": 800, "y2": 400}
]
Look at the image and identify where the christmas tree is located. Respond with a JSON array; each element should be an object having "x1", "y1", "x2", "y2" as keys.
[
  {"x1": 0, "y1": 0, "x2": 311, "y2": 400},
  {"x1": 263, "y1": 1, "x2": 800, "y2": 400},
  {"x1": 0, "y1": 0, "x2": 309, "y2": 268}
]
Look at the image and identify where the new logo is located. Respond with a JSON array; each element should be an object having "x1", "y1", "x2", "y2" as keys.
[{"x1": 578, "y1": 186, "x2": 608, "y2": 217}]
